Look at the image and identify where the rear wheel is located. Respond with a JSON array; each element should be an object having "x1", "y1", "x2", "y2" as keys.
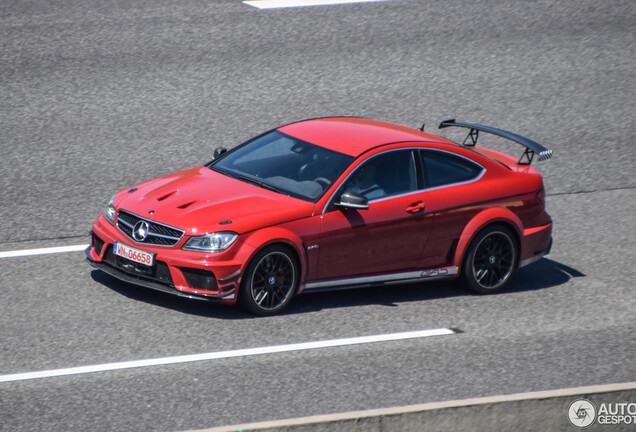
[
  {"x1": 462, "y1": 225, "x2": 517, "y2": 294},
  {"x1": 240, "y1": 245, "x2": 298, "y2": 316}
]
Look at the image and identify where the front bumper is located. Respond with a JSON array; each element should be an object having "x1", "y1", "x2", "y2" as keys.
[
  {"x1": 87, "y1": 214, "x2": 247, "y2": 304},
  {"x1": 86, "y1": 247, "x2": 220, "y2": 302}
]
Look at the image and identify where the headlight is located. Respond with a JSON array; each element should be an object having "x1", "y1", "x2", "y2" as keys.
[
  {"x1": 104, "y1": 195, "x2": 116, "y2": 225},
  {"x1": 182, "y1": 232, "x2": 238, "y2": 252}
]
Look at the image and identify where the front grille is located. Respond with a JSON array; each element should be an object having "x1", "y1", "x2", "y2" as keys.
[{"x1": 117, "y1": 209, "x2": 184, "y2": 247}]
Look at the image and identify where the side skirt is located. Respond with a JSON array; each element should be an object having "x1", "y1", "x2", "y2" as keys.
[{"x1": 302, "y1": 266, "x2": 459, "y2": 293}]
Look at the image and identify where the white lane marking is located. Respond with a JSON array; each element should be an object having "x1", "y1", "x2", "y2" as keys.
[
  {"x1": 0, "y1": 328, "x2": 456, "y2": 383},
  {"x1": 0, "y1": 244, "x2": 89, "y2": 259},
  {"x1": 243, "y1": 0, "x2": 391, "y2": 9}
]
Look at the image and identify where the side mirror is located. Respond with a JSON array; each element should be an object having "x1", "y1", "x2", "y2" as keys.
[
  {"x1": 336, "y1": 192, "x2": 369, "y2": 210},
  {"x1": 214, "y1": 147, "x2": 227, "y2": 159}
]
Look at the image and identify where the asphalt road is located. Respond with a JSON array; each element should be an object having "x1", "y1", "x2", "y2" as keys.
[{"x1": 1, "y1": 0, "x2": 635, "y2": 430}]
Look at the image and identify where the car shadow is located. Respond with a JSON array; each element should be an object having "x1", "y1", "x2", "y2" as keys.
[
  {"x1": 90, "y1": 270, "x2": 251, "y2": 319},
  {"x1": 90, "y1": 257, "x2": 585, "y2": 319},
  {"x1": 287, "y1": 258, "x2": 586, "y2": 315}
]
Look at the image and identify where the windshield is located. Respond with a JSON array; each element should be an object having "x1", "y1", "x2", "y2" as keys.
[{"x1": 209, "y1": 131, "x2": 354, "y2": 202}]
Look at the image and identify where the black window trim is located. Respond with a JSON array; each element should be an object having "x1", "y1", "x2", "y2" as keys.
[{"x1": 323, "y1": 147, "x2": 487, "y2": 213}]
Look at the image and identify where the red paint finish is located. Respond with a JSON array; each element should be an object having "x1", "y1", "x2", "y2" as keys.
[
  {"x1": 116, "y1": 167, "x2": 316, "y2": 237},
  {"x1": 279, "y1": 117, "x2": 446, "y2": 157},
  {"x1": 87, "y1": 117, "x2": 553, "y2": 311},
  {"x1": 317, "y1": 193, "x2": 435, "y2": 280}
]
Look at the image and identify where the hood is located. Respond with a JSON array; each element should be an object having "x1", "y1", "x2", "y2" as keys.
[{"x1": 114, "y1": 166, "x2": 316, "y2": 235}]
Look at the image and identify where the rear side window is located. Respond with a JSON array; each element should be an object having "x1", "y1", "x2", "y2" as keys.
[{"x1": 419, "y1": 150, "x2": 483, "y2": 188}]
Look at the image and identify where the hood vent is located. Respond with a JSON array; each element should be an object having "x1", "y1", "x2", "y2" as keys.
[
  {"x1": 178, "y1": 201, "x2": 197, "y2": 209},
  {"x1": 157, "y1": 190, "x2": 177, "y2": 201}
]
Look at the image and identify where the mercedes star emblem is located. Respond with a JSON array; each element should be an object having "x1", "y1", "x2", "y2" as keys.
[{"x1": 132, "y1": 220, "x2": 150, "y2": 242}]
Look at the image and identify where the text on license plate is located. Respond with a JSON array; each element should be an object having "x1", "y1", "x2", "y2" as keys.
[{"x1": 113, "y1": 242, "x2": 154, "y2": 266}]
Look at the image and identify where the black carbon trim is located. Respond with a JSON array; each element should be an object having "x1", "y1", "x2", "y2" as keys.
[
  {"x1": 86, "y1": 249, "x2": 218, "y2": 302},
  {"x1": 439, "y1": 119, "x2": 552, "y2": 164}
]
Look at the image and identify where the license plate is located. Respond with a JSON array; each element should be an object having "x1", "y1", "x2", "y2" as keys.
[{"x1": 113, "y1": 242, "x2": 154, "y2": 267}]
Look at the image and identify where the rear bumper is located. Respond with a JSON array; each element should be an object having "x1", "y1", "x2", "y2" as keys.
[{"x1": 519, "y1": 222, "x2": 553, "y2": 268}]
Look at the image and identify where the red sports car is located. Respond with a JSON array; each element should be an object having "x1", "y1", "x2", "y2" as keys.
[{"x1": 87, "y1": 117, "x2": 553, "y2": 315}]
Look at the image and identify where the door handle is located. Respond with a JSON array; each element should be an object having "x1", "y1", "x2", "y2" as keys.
[{"x1": 406, "y1": 201, "x2": 425, "y2": 213}]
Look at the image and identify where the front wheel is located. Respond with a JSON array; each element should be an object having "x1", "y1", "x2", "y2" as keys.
[
  {"x1": 462, "y1": 225, "x2": 517, "y2": 294},
  {"x1": 239, "y1": 245, "x2": 298, "y2": 316}
]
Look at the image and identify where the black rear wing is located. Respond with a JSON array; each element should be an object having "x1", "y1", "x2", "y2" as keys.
[{"x1": 438, "y1": 119, "x2": 552, "y2": 165}]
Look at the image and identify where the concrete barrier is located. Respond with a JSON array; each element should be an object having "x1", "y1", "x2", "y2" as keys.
[{"x1": 189, "y1": 382, "x2": 636, "y2": 432}]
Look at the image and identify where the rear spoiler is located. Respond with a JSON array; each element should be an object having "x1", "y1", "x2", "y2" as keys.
[{"x1": 438, "y1": 119, "x2": 552, "y2": 165}]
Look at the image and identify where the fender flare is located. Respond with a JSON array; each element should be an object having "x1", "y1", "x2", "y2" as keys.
[
  {"x1": 452, "y1": 207, "x2": 523, "y2": 270},
  {"x1": 241, "y1": 227, "x2": 308, "y2": 287}
]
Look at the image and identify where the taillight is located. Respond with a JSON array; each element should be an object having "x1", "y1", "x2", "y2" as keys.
[{"x1": 536, "y1": 185, "x2": 546, "y2": 209}]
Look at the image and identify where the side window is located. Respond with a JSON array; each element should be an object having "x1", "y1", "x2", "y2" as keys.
[
  {"x1": 341, "y1": 150, "x2": 416, "y2": 201},
  {"x1": 420, "y1": 150, "x2": 482, "y2": 188}
]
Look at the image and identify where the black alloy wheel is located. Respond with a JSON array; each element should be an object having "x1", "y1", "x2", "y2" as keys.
[
  {"x1": 240, "y1": 245, "x2": 298, "y2": 315},
  {"x1": 463, "y1": 225, "x2": 517, "y2": 294}
]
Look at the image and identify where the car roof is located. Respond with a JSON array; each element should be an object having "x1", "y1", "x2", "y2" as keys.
[{"x1": 277, "y1": 117, "x2": 454, "y2": 157}]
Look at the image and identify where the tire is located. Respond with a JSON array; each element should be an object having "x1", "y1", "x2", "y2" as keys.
[
  {"x1": 462, "y1": 225, "x2": 518, "y2": 294},
  {"x1": 239, "y1": 245, "x2": 298, "y2": 316}
]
